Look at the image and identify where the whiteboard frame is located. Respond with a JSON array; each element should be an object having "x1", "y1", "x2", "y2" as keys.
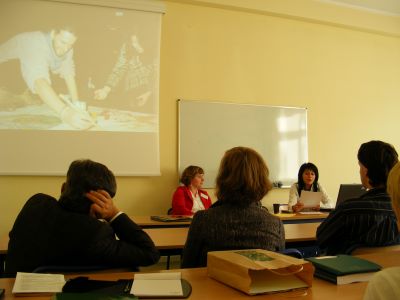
[{"x1": 178, "y1": 99, "x2": 308, "y2": 188}]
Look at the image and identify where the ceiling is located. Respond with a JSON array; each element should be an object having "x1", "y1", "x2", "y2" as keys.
[{"x1": 321, "y1": 0, "x2": 400, "y2": 16}]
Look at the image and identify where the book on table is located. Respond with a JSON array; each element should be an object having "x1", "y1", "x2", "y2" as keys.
[
  {"x1": 306, "y1": 255, "x2": 382, "y2": 285},
  {"x1": 12, "y1": 272, "x2": 66, "y2": 296},
  {"x1": 130, "y1": 272, "x2": 191, "y2": 298},
  {"x1": 150, "y1": 215, "x2": 192, "y2": 222}
]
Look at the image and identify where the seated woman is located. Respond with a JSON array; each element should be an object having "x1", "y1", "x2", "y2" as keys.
[
  {"x1": 171, "y1": 165, "x2": 212, "y2": 216},
  {"x1": 181, "y1": 147, "x2": 285, "y2": 268},
  {"x1": 288, "y1": 162, "x2": 332, "y2": 212}
]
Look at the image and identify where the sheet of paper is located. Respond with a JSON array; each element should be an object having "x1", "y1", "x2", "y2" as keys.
[
  {"x1": 299, "y1": 191, "x2": 322, "y2": 208},
  {"x1": 12, "y1": 272, "x2": 65, "y2": 294},
  {"x1": 131, "y1": 272, "x2": 183, "y2": 297}
]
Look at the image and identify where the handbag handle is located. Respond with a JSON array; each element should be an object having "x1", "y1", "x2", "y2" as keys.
[{"x1": 267, "y1": 264, "x2": 304, "y2": 276}]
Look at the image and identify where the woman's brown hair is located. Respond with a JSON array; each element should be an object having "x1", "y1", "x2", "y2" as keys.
[
  {"x1": 216, "y1": 147, "x2": 272, "y2": 206},
  {"x1": 180, "y1": 165, "x2": 204, "y2": 186}
]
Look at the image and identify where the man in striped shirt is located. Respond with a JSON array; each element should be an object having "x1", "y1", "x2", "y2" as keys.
[{"x1": 317, "y1": 140, "x2": 400, "y2": 255}]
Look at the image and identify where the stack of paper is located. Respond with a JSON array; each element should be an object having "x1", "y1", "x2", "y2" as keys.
[
  {"x1": 12, "y1": 272, "x2": 65, "y2": 295},
  {"x1": 131, "y1": 272, "x2": 183, "y2": 297}
]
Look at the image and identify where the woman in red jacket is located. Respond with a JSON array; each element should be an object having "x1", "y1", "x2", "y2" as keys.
[{"x1": 171, "y1": 166, "x2": 212, "y2": 215}]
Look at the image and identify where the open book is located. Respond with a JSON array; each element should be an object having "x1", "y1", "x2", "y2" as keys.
[
  {"x1": 131, "y1": 272, "x2": 191, "y2": 298},
  {"x1": 12, "y1": 272, "x2": 66, "y2": 295}
]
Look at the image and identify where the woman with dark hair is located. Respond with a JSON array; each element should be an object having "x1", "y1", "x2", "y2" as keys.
[
  {"x1": 288, "y1": 162, "x2": 332, "y2": 212},
  {"x1": 171, "y1": 165, "x2": 212, "y2": 216},
  {"x1": 181, "y1": 147, "x2": 285, "y2": 268}
]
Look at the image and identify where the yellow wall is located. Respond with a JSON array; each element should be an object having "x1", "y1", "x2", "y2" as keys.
[{"x1": 1, "y1": 0, "x2": 400, "y2": 236}]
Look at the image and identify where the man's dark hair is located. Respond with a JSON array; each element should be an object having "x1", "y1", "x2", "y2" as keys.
[
  {"x1": 297, "y1": 162, "x2": 319, "y2": 195},
  {"x1": 59, "y1": 159, "x2": 117, "y2": 214},
  {"x1": 358, "y1": 140, "x2": 399, "y2": 188}
]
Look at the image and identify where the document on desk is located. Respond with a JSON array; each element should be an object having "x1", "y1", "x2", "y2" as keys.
[
  {"x1": 12, "y1": 272, "x2": 65, "y2": 294},
  {"x1": 299, "y1": 191, "x2": 322, "y2": 208},
  {"x1": 131, "y1": 272, "x2": 183, "y2": 297}
]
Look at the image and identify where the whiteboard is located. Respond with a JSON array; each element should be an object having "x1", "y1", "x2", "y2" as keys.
[{"x1": 178, "y1": 100, "x2": 308, "y2": 188}]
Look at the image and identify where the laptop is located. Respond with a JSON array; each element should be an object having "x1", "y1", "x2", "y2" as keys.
[{"x1": 335, "y1": 184, "x2": 366, "y2": 208}]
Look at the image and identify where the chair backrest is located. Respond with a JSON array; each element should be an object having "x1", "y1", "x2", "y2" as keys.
[
  {"x1": 280, "y1": 248, "x2": 303, "y2": 259},
  {"x1": 351, "y1": 244, "x2": 400, "y2": 255}
]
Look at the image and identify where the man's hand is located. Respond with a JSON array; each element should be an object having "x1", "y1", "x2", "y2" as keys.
[
  {"x1": 61, "y1": 106, "x2": 95, "y2": 130},
  {"x1": 292, "y1": 201, "x2": 304, "y2": 213},
  {"x1": 94, "y1": 86, "x2": 111, "y2": 100},
  {"x1": 86, "y1": 190, "x2": 120, "y2": 222}
]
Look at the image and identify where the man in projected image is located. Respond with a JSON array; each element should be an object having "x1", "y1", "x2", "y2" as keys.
[
  {"x1": 0, "y1": 29, "x2": 94, "y2": 129},
  {"x1": 93, "y1": 33, "x2": 154, "y2": 112}
]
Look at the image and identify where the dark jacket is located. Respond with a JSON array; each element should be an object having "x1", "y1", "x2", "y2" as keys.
[
  {"x1": 5, "y1": 193, "x2": 160, "y2": 274},
  {"x1": 316, "y1": 188, "x2": 400, "y2": 255},
  {"x1": 181, "y1": 202, "x2": 285, "y2": 268}
]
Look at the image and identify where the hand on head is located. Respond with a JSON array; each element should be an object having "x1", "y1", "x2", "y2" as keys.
[{"x1": 86, "y1": 189, "x2": 120, "y2": 221}]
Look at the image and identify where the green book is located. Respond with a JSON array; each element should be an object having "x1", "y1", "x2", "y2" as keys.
[{"x1": 306, "y1": 255, "x2": 382, "y2": 285}]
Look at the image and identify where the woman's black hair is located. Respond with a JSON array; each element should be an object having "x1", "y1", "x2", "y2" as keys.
[{"x1": 297, "y1": 162, "x2": 319, "y2": 196}]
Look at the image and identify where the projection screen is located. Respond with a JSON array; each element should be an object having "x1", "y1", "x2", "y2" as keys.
[{"x1": 0, "y1": 0, "x2": 164, "y2": 175}]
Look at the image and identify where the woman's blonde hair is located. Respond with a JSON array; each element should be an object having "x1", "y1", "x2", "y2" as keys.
[
  {"x1": 216, "y1": 146, "x2": 272, "y2": 205},
  {"x1": 387, "y1": 161, "x2": 400, "y2": 230}
]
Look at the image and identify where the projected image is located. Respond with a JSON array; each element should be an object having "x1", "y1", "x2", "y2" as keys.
[
  {"x1": 94, "y1": 33, "x2": 155, "y2": 111},
  {"x1": 0, "y1": 2, "x2": 159, "y2": 132}
]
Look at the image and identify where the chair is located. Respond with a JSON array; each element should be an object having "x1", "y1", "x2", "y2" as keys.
[
  {"x1": 350, "y1": 244, "x2": 400, "y2": 255},
  {"x1": 280, "y1": 248, "x2": 303, "y2": 259}
]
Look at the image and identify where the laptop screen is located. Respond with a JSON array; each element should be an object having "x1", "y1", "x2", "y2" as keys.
[{"x1": 335, "y1": 184, "x2": 366, "y2": 208}]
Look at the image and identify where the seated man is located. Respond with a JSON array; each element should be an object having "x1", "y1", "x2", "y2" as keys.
[
  {"x1": 5, "y1": 159, "x2": 160, "y2": 274},
  {"x1": 317, "y1": 140, "x2": 400, "y2": 255}
]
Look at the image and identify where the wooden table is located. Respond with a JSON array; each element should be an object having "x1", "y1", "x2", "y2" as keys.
[
  {"x1": 143, "y1": 222, "x2": 319, "y2": 249},
  {"x1": 0, "y1": 222, "x2": 319, "y2": 257},
  {"x1": 1, "y1": 250, "x2": 399, "y2": 300},
  {"x1": 132, "y1": 213, "x2": 328, "y2": 228}
]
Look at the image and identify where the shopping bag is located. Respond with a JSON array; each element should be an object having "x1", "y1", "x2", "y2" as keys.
[{"x1": 207, "y1": 249, "x2": 314, "y2": 295}]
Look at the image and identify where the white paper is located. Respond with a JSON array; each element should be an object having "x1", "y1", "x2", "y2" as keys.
[
  {"x1": 12, "y1": 272, "x2": 65, "y2": 294},
  {"x1": 299, "y1": 191, "x2": 322, "y2": 208},
  {"x1": 131, "y1": 272, "x2": 183, "y2": 296}
]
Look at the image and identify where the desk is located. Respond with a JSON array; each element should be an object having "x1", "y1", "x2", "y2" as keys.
[
  {"x1": 0, "y1": 222, "x2": 319, "y2": 259},
  {"x1": 132, "y1": 216, "x2": 192, "y2": 228},
  {"x1": 1, "y1": 251, "x2": 400, "y2": 299},
  {"x1": 0, "y1": 223, "x2": 319, "y2": 272},
  {"x1": 143, "y1": 222, "x2": 319, "y2": 250},
  {"x1": 132, "y1": 213, "x2": 328, "y2": 228}
]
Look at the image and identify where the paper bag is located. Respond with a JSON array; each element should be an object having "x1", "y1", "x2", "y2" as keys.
[{"x1": 207, "y1": 249, "x2": 314, "y2": 295}]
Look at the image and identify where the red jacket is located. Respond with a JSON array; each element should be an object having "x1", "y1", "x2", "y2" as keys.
[{"x1": 171, "y1": 186, "x2": 212, "y2": 216}]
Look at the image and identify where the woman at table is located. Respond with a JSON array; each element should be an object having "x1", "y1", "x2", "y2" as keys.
[
  {"x1": 171, "y1": 165, "x2": 212, "y2": 216},
  {"x1": 363, "y1": 161, "x2": 400, "y2": 300},
  {"x1": 181, "y1": 147, "x2": 285, "y2": 268},
  {"x1": 288, "y1": 162, "x2": 333, "y2": 212}
]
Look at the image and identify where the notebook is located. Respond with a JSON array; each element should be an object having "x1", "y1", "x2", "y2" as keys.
[
  {"x1": 306, "y1": 255, "x2": 381, "y2": 285},
  {"x1": 335, "y1": 184, "x2": 366, "y2": 208}
]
